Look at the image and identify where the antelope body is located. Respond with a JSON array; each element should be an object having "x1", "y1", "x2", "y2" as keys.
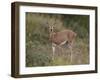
[
  {"x1": 50, "y1": 30, "x2": 77, "y2": 46},
  {"x1": 48, "y1": 25, "x2": 77, "y2": 62}
]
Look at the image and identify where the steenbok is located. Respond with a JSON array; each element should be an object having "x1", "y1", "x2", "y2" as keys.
[{"x1": 47, "y1": 20, "x2": 77, "y2": 62}]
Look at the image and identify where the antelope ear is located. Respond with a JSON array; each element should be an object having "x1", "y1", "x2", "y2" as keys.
[
  {"x1": 45, "y1": 23, "x2": 50, "y2": 29},
  {"x1": 52, "y1": 25, "x2": 56, "y2": 29},
  {"x1": 53, "y1": 26, "x2": 56, "y2": 28}
]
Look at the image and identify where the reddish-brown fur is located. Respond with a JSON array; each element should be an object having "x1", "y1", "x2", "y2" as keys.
[{"x1": 50, "y1": 30, "x2": 77, "y2": 45}]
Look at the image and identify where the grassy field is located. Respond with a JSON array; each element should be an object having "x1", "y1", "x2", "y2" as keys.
[{"x1": 26, "y1": 13, "x2": 89, "y2": 67}]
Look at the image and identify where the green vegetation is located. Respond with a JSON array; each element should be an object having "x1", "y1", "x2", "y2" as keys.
[{"x1": 26, "y1": 12, "x2": 89, "y2": 67}]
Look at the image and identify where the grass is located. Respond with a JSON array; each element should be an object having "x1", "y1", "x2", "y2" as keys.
[
  {"x1": 26, "y1": 13, "x2": 89, "y2": 67},
  {"x1": 26, "y1": 38, "x2": 89, "y2": 67}
]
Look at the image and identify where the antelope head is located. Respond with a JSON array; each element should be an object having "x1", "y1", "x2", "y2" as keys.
[{"x1": 47, "y1": 19, "x2": 56, "y2": 33}]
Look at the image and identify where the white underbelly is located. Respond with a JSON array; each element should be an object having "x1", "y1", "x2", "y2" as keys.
[
  {"x1": 59, "y1": 40, "x2": 67, "y2": 46},
  {"x1": 52, "y1": 40, "x2": 67, "y2": 46}
]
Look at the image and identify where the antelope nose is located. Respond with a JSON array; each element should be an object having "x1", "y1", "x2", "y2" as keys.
[{"x1": 51, "y1": 29, "x2": 53, "y2": 32}]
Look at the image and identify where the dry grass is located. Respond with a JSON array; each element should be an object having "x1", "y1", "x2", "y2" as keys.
[{"x1": 48, "y1": 38, "x2": 89, "y2": 66}]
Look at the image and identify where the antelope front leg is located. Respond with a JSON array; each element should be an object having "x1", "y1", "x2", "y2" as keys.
[{"x1": 52, "y1": 46, "x2": 55, "y2": 61}]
